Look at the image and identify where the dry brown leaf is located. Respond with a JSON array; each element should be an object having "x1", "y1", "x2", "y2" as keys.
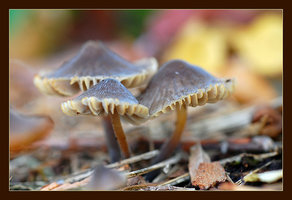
[
  {"x1": 188, "y1": 143, "x2": 211, "y2": 183},
  {"x1": 251, "y1": 105, "x2": 282, "y2": 138},
  {"x1": 192, "y1": 162, "x2": 227, "y2": 190}
]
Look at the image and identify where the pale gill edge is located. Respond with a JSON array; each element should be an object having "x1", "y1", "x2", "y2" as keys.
[
  {"x1": 61, "y1": 97, "x2": 149, "y2": 119},
  {"x1": 34, "y1": 58, "x2": 157, "y2": 96},
  {"x1": 124, "y1": 80, "x2": 235, "y2": 125}
]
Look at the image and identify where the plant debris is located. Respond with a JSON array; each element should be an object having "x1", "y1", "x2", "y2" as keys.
[
  {"x1": 243, "y1": 169, "x2": 282, "y2": 183},
  {"x1": 251, "y1": 105, "x2": 282, "y2": 138},
  {"x1": 10, "y1": 10, "x2": 282, "y2": 191},
  {"x1": 191, "y1": 162, "x2": 227, "y2": 190},
  {"x1": 187, "y1": 143, "x2": 227, "y2": 190}
]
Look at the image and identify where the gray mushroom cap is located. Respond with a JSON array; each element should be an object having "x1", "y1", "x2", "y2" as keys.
[
  {"x1": 34, "y1": 41, "x2": 158, "y2": 96},
  {"x1": 61, "y1": 79, "x2": 149, "y2": 119},
  {"x1": 126, "y1": 60, "x2": 235, "y2": 124}
]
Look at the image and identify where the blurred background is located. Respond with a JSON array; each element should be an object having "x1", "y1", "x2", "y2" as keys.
[
  {"x1": 9, "y1": 9, "x2": 283, "y2": 106},
  {"x1": 9, "y1": 9, "x2": 283, "y2": 145},
  {"x1": 9, "y1": 9, "x2": 283, "y2": 188}
]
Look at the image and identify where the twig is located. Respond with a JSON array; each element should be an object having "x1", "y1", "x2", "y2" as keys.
[
  {"x1": 63, "y1": 169, "x2": 93, "y2": 184},
  {"x1": 40, "y1": 151, "x2": 181, "y2": 191},
  {"x1": 140, "y1": 186, "x2": 196, "y2": 191},
  {"x1": 235, "y1": 161, "x2": 273, "y2": 185},
  {"x1": 107, "y1": 150, "x2": 159, "y2": 168},
  {"x1": 226, "y1": 173, "x2": 235, "y2": 184},
  {"x1": 158, "y1": 152, "x2": 278, "y2": 188},
  {"x1": 54, "y1": 150, "x2": 160, "y2": 184},
  {"x1": 219, "y1": 151, "x2": 279, "y2": 166},
  {"x1": 188, "y1": 96, "x2": 282, "y2": 137},
  {"x1": 157, "y1": 151, "x2": 278, "y2": 187},
  {"x1": 126, "y1": 153, "x2": 182, "y2": 178},
  {"x1": 55, "y1": 177, "x2": 90, "y2": 191},
  {"x1": 158, "y1": 172, "x2": 190, "y2": 186},
  {"x1": 152, "y1": 165, "x2": 181, "y2": 183},
  {"x1": 124, "y1": 185, "x2": 196, "y2": 191}
]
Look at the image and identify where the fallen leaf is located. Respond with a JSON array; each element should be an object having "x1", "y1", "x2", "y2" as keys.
[
  {"x1": 10, "y1": 108, "x2": 54, "y2": 156},
  {"x1": 251, "y1": 105, "x2": 282, "y2": 138},
  {"x1": 188, "y1": 143, "x2": 211, "y2": 182},
  {"x1": 192, "y1": 162, "x2": 227, "y2": 190}
]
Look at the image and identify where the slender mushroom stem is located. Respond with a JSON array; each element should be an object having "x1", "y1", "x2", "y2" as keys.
[
  {"x1": 102, "y1": 115, "x2": 122, "y2": 163},
  {"x1": 152, "y1": 104, "x2": 187, "y2": 164},
  {"x1": 110, "y1": 109, "x2": 131, "y2": 159},
  {"x1": 145, "y1": 104, "x2": 187, "y2": 181}
]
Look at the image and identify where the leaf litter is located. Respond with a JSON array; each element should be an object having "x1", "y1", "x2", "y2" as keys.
[{"x1": 10, "y1": 97, "x2": 283, "y2": 191}]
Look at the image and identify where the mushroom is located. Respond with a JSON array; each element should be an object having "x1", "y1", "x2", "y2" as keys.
[
  {"x1": 34, "y1": 41, "x2": 157, "y2": 96},
  {"x1": 33, "y1": 41, "x2": 157, "y2": 162},
  {"x1": 61, "y1": 79, "x2": 149, "y2": 159},
  {"x1": 10, "y1": 108, "x2": 54, "y2": 155},
  {"x1": 132, "y1": 60, "x2": 235, "y2": 180}
]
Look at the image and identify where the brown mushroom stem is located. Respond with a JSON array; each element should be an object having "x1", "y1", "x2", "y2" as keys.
[
  {"x1": 110, "y1": 110, "x2": 131, "y2": 159},
  {"x1": 152, "y1": 104, "x2": 188, "y2": 164},
  {"x1": 145, "y1": 104, "x2": 187, "y2": 181},
  {"x1": 102, "y1": 115, "x2": 122, "y2": 163}
]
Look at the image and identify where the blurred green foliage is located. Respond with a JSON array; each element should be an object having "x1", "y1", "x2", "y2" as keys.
[
  {"x1": 10, "y1": 10, "x2": 153, "y2": 41},
  {"x1": 9, "y1": 9, "x2": 32, "y2": 37},
  {"x1": 116, "y1": 10, "x2": 154, "y2": 38}
]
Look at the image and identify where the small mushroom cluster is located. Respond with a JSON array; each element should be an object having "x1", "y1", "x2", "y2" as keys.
[
  {"x1": 34, "y1": 41, "x2": 158, "y2": 161},
  {"x1": 34, "y1": 41, "x2": 235, "y2": 179}
]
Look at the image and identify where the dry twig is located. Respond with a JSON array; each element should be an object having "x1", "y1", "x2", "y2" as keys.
[{"x1": 188, "y1": 96, "x2": 282, "y2": 138}]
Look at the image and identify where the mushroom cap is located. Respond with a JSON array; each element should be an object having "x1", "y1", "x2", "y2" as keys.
[
  {"x1": 34, "y1": 41, "x2": 158, "y2": 96},
  {"x1": 61, "y1": 79, "x2": 149, "y2": 119},
  {"x1": 127, "y1": 60, "x2": 235, "y2": 124},
  {"x1": 10, "y1": 108, "x2": 54, "y2": 154}
]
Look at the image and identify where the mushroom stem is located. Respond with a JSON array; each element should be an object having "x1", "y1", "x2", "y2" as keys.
[
  {"x1": 110, "y1": 110, "x2": 131, "y2": 159},
  {"x1": 102, "y1": 116, "x2": 122, "y2": 163},
  {"x1": 153, "y1": 104, "x2": 188, "y2": 164},
  {"x1": 145, "y1": 104, "x2": 187, "y2": 182}
]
